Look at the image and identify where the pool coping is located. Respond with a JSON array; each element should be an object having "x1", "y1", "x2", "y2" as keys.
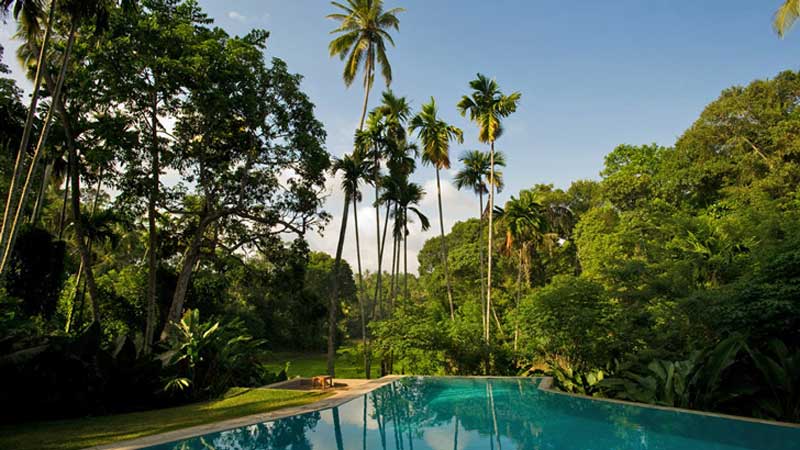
[
  {"x1": 536, "y1": 376, "x2": 800, "y2": 429},
  {"x1": 85, "y1": 375, "x2": 404, "y2": 450}
]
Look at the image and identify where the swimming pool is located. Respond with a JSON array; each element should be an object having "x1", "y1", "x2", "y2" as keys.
[{"x1": 144, "y1": 377, "x2": 799, "y2": 449}]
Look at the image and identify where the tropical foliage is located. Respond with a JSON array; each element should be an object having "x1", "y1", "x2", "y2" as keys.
[{"x1": 0, "y1": 0, "x2": 798, "y2": 433}]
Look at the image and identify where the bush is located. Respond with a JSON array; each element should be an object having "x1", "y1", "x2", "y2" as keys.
[
  {"x1": 160, "y1": 309, "x2": 272, "y2": 400},
  {"x1": 0, "y1": 323, "x2": 164, "y2": 422}
]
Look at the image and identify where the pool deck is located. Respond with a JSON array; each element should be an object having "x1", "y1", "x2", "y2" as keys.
[{"x1": 86, "y1": 375, "x2": 403, "y2": 450}]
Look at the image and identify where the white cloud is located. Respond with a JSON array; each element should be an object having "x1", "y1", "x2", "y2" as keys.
[
  {"x1": 227, "y1": 10, "x2": 247, "y2": 22},
  {"x1": 306, "y1": 172, "x2": 478, "y2": 275}
]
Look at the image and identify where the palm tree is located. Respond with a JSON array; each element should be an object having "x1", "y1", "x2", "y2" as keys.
[
  {"x1": 375, "y1": 89, "x2": 410, "y2": 144},
  {"x1": 1, "y1": 0, "x2": 120, "y2": 274},
  {"x1": 409, "y1": 97, "x2": 463, "y2": 320},
  {"x1": 0, "y1": 0, "x2": 55, "y2": 271},
  {"x1": 369, "y1": 92, "x2": 410, "y2": 321},
  {"x1": 457, "y1": 74, "x2": 520, "y2": 343},
  {"x1": 775, "y1": 0, "x2": 800, "y2": 37},
  {"x1": 396, "y1": 177, "x2": 428, "y2": 301},
  {"x1": 332, "y1": 150, "x2": 373, "y2": 378},
  {"x1": 327, "y1": 0, "x2": 404, "y2": 129},
  {"x1": 496, "y1": 191, "x2": 545, "y2": 352},
  {"x1": 454, "y1": 149, "x2": 505, "y2": 336},
  {"x1": 355, "y1": 112, "x2": 387, "y2": 317}
]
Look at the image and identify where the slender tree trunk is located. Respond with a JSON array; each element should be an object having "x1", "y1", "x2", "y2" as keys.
[
  {"x1": 389, "y1": 229, "x2": 397, "y2": 309},
  {"x1": 64, "y1": 260, "x2": 83, "y2": 333},
  {"x1": 435, "y1": 168, "x2": 454, "y2": 319},
  {"x1": 373, "y1": 202, "x2": 390, "y2": 319},
  {"x1": 69, "y1": 128, "x2": 101, "y2": 323},
  {"x1": 486, "y1": 142, "x2": 495, "y2": 343},
  {"x1": 352, "y1": 194, "x2": 370, "y2": 379},
  {"x1": 327, "y1": 193, "x2": 350, "y2": 377},
  {"x1": 30, "y1": 158, "x2": 53, "y2": 225},
  {"x1": 145, "y1": 86, "x2": 159, "y2": 352},
  {"x1": 514, "y1": 248, "x2": 523, "y2": 352},
  {"x1": 0, "y1": 0, "x2": 56, "y2": 259},
  {"x1": 403, "y1": 207, "x2": 408, "y2": 302},
  {"x1": 358, "y1": 58, "x2": 373, "y2": 130},
  {"x1": 57, "y1": 157, "x2": 69, "y2": 240},
  {"x1": 72, "y1": 169, "x2": 104, "y2": 328},
  {"x1": 478, "y1": 190, "x2": 486, "y2": 342},
  {"x1": 1, "y1": 22, "x2": 75, "y2": 273},
  {"x1": 372, "y1": 148, "x2": 383, "y2": 318}
]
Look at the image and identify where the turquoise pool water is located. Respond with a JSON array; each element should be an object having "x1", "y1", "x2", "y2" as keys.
[{"x1": 145, "y1": 377, "x2": 799, "y2": 449}]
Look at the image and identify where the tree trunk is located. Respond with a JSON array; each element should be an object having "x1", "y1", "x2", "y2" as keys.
[
  {"x1": 328, "y1": 193, "x2": 350, "y2": 377},
  {"x1": 436, "y1": 168, "x2": 454, "y2": 320},
  {"x1": 372, "y1": 148, "x2": 382, "y2": 320},
  {"x1": 389, "y1": 228, "x2": 397, "y2": 309},
  {"x1": 358, "y1": 51, "x2": 373, "y2": 130},
  {"x1": 1, "y1": 21, "x2": 75, "y2": 273},
  {"x1": 69, "y1": 128, "x2": 101, "y2": 323},
  {"x1": 514, "y1": 248, "x2": 523, "y2": 352},
  {"x1": 161, "y1": 214, "x2": 213, "y2": 339},
  {"x1": 373, "y1": 202, "x2": 390, "y2": 320},
  {"x1": 30, "y1": 158, "x2": 53, "y2": 225},
  {"x1": 352, "y1": 193, "x2": 370, "y2": 379},
  {"x1": 145, "y1": 86, "x2": 160, "y2": 352},
  {"x1": 0, "y1": 0, "x2": 56, "y2": 259},
  {"x1": 478, "y1": 190, "x2": 486, "y2": 342},
  {"x1": 403, "y1": 206, "x2": 408, "y2": 302},
  {"x1": 57, "y1": 157, "x2": 69, "y2": 240},
  {"x1": 486, "y1": 141, "x2": 495, "y2": 343}
]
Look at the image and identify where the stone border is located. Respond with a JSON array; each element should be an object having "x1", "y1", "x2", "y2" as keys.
[
  {"x1": 536, "y1": 376, "x2": 800, "y2": 429},
  {"x1": 86, "y1": 375, "x2": 404, "y2": 450}
]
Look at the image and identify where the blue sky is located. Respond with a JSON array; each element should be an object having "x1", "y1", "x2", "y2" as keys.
[{"x1": 2, "y1": 1, "x2": 799, "y2": 272}]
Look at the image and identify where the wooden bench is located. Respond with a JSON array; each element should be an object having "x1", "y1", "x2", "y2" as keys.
[{"x1": 311, "y1": 375, "x2": 333, "y2": 389}]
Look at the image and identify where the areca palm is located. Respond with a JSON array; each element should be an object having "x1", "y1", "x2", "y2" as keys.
[
  {"x1": 355, "y1": 111, "x2": 389, "y2": 318},
  {"x1": 496, "y1": 191, "x2": 545, "y2": 351},
  {"x1": 394, "y1": 176, "x2": 429, "y2": 302},
  {"x1": 331, "y1": 150, "x2": 373, "y2": 378},
  {"x1": 457, "y1": 74, "x2": 520, "y2": 343},
  {"x1": 775, "y1": 0, "x2": 800, "y2": 37},
  {"x1": 377, "y1": 173, "x2": 426, "y2": 306},
  {"x1": 409, "y1": 97, "x2": 463, "y2": 320},
  {"x1": 454, "y1": 149, "x2": 505, "y2": 333},
  {"x1": 327, "y1": 0, "x2": 404, "y2": 129}
]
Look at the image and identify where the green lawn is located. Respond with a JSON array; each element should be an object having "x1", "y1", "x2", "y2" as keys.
[
  {"x1": 263, "y1": 351, "x2": 366, "y2": 379},
  {"x1": 0, "y1": 388, "x2": 330, "y2": 450}
]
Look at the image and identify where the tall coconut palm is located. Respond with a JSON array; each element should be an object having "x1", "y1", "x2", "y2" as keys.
[
  {"x1": 410, "y1": 97, "x2": 463, "y2": 320},
  {"x1": 775, "y1": 0, "x2": 800, "y2": 37},
  {"x1": 454, "y1": 149, "x2": 505, "y2": 335},
  {"x1": 327, "y1": 0, "x2": 404, "y2": 129},
  {"x1": 332, "y1": 150, "x2": 373, "y2": 378},
  {"x1": 457, "y1": 74, "x2": 520, "y2": 343}
]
